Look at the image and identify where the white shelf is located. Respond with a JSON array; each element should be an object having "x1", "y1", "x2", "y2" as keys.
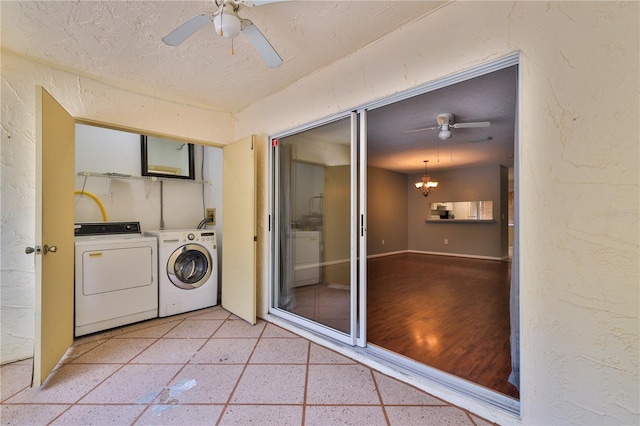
[
  {"x1": 77, "y1": 171, "x2": 210, "y2": 185},
  {"x1": 425, "y1": 219, "x2": 495, "y2": 223}
]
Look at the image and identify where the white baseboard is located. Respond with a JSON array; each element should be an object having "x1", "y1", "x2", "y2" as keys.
[
  {"x1": 366, "y1": 249, "x2": 503, "y2": 261},
  {"x1": 406, "y1": 250, "x2": 503, "y2": 261},
  {"x1": 366, "y1": 250, "x2": 409, "y2": 259},
  {"x1": 315, "y1": 250, "x2": 505, "y2": 262}
]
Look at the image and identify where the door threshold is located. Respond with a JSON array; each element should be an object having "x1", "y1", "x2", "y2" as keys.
[{"x1": 264, "y1": 313, "x2": 521, "y2": 423}]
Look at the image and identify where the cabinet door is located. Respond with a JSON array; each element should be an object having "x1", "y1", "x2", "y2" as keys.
[
  {"x1": 221, "y1": 136, "x2": 256, "y2": 324},
  {"x1": 33, "y1": 87, "x2": 75, "y2": 386}
]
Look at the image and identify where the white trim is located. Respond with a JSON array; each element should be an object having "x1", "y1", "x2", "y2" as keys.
[
  {"x1": 349, "y1": 111, "x2": 358, "y2": 345},
  {"x1": 363, "y1": 344, "x2": 520, "y2": 416},
  {"x1": 270, "y1": 111, "x2": 353, "y2": 140},
  {"x1": 357, "y1": 109, "x2": 367, "y2": 347},
  {"x1": 367, "y1": 249, "x2": 505, "y2": 262},
  {"x1": 268, "y1": 309, "x2": 354, "y2": 346},
  {"x1": 319, "y1": 258, "x2": 349, "y2": 267},
  {"x1": 407, "y1": 249, "x2": 504, "y2": 262},
  {"x1": 367, "y1": 250, "x2": 409, "y2": 259},
  {"x1": 294, "y1": 250, "x2": 508, "y2": 268},
  {"x1": 266, "y1": 137, "x2": 273, "y2": 319},
  {"x1": 292, "y1": 263, "x2": 324, "y2": 271}
]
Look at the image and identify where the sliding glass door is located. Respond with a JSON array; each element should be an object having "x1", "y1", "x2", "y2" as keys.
[
  {"x1": 269, "y1": 55, "x2": 520, "y2": 413},
  {"x1": 271, "y1": 113, "x2": 363, "y2": 345}
]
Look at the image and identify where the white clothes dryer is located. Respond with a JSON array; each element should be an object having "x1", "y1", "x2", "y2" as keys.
[
  {"x1": 74, "y1": 222, "x2": 158, "y2": 337},
  {"x1": 145, "y1": 229, "x2": 218, "y2": 317}
]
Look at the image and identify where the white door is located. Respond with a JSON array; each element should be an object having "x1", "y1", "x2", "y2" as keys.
[
  {"x1": 32, "y1": 87, "x2": 75, "y2": 386},
  {"x1": 221, "y1": 136, "x2": 256, "y2": 324}
]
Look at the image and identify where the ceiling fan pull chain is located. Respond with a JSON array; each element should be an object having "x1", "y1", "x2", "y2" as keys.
[
  {"x1": 219, "y1": 4, "x2": 225, "y2": 35},
  {"x1": 231, "y1": 37, "x2": 235, "y2": 55}
]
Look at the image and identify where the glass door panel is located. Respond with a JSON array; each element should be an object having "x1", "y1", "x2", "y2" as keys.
[{"x1": 272, "y1": 115, "x2": 356, "y2": 342}]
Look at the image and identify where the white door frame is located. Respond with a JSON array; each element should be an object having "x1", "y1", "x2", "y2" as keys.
[
  {"x1": 267, "y1": 53, "x2": 521, "y2": 415},
  {"x1": 269, "y1": 113, "x2": 359, "y2": 346}
]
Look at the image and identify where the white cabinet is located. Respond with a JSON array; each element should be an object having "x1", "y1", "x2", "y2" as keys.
[{"x1": 293, "y1": 231, "x2": 321, "y2": 287}]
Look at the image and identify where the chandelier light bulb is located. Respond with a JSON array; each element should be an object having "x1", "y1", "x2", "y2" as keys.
[{"x1": 414, "y1": 160, "x2": 438, "y2": 197}]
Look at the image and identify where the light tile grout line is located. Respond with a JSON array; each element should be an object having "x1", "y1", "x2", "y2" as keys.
[
  {"x1": 129, "y1": 309, "x2": 232, "y2": 423},
  {"x1": 214, "y1": 314, "x2": 266, "y2": 426},
  {"x1": 301, "y1": 340, "x2": 311, "y2": 426},
  {"x1": 43, "y1": 317, "x2": 184, "y2": 425},
  {"x1": 128, "y1": 314, "x2": 194, "y2": 425},
  {"x1": 370, "y1": 368, "x2": 392, "y2": 425}
]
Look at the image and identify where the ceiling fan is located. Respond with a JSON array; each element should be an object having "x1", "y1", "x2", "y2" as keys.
[
  {"x1": 405, "y1": 113, "x2": 490, "y2": 140},
  {"x1": 162, "y1": 0, "x2": 283, "y2": 68}
]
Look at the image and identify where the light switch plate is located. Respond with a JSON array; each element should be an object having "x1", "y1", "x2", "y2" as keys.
[{"x1": 206, "y1": 208, "x2": 216, "y2": 225}]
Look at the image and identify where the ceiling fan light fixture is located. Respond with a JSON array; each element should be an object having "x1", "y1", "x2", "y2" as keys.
[
  {"x1": 213, "y1": 9, "x2": 242, "y2": 38},
  {"x1": 438, "y1": 127, "x2": 452, "y2": 140}
]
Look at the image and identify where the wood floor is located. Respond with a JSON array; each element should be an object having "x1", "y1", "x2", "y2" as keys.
[{"x1": 367, "y1": 253, "x2": 519, "y2": 399}]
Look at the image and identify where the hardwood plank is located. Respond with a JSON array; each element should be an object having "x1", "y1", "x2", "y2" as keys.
[{"x1": 366, "y1": 253, "x2": 519, "y2": 398}]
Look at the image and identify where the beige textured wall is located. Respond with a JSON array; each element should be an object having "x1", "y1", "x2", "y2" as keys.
[
  {"x1": 367, "y1": 166, "x2": 408, "y2": 256},
  {"x1": 239, "y1": 2, "x2": 639, "y2": 425},
  {"x1": 322, "y1": 165, "x2": 351, "y2": 287},
  {"x1": 408, "y1": 165, "x2": 506, "y2": 258},
  {"x1": 0, "y1": 52, "x2": 234, "y2": 363},
  {"x1": 1, "y1": 2, "x2": 637, "y2": 424}
]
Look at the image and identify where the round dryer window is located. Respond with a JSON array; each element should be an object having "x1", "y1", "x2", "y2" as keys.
[{"x1": 167, "y1": 244, "x2": 212, "y2": 289}]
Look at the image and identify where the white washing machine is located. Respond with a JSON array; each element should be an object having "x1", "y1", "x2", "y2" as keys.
[
  {"x1": 75, "y1": 222, "x2": 158, "y2": 337},
  {"x1": 145, "y1": 229, "x2": 218, "y2": 317}
]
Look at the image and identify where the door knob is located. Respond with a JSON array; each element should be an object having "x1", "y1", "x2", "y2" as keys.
[
  {"x1": 43, "y1": 245, "x2": 57, "y2": 254},
  {"x1": 25, "y1": 245, "x2": 56, "y2": 255}
]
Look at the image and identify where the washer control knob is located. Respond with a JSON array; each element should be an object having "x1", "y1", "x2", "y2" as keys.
[{"x1": 188, "y1": 233, "x2": 195, "y2": 241}]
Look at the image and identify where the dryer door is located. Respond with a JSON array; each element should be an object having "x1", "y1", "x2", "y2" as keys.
[{"x1": 167, "y1": 244, "x2": 212, "y2": 289}]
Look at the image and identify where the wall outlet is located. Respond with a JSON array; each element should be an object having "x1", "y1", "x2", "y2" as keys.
[
  {"x1": 444, "y1": 238, "x2": 449, "y2": 245},
  {"x1": 381, "y1": 239, "x2": 385, "y2": 245},
  {"x1": 206, "y1": 208, "x2": 216, "y2": 225}
]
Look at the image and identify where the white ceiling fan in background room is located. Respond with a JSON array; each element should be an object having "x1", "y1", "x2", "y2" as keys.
[
  {"x1": 406, "y1": 113, "x2": 491, "y2": 140},
  {"x1": 162, "y1": 0, "x2": 285, "y2": 68}
]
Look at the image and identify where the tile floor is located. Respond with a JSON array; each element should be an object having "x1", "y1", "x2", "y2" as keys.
[{"x1": 1, "y1": 306, "x2": 494, "y2": 425}]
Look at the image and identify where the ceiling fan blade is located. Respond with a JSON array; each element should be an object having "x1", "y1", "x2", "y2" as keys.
[
  {"x1": 163, "y1": 13, "x2": 213, "y2": 46},
  {"x1": 451, "y1": 121, "x2": 491, "y2": 129},
  {"x1": 404, "y1": 125, "x2": 439, "y2": 134},
  {"x1": 241, "y1": 20, "x2": 283, "y2": 68}
]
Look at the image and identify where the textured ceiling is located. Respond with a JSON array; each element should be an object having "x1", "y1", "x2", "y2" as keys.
[
  {"x1": 367, "y1": 65, "x2": 517, "y2": 173},
  {"x1": 1, "y1": 0, "x2": 445, "y2": 112},
  {"x1": 284, "y1": 65, "x2": 517, "y2": 174},
  {"x1": 1, "y1": 1, "x2": 516, "y2": 174}
]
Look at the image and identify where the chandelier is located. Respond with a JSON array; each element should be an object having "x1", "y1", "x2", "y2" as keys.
[{"x1": 414, "y1": 160, "x2": 438, "y2": 197}]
